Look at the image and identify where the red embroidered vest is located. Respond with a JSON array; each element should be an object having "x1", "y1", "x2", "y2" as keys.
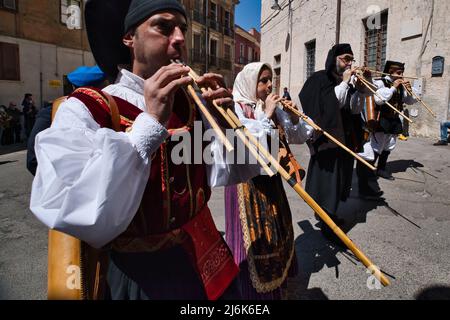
[{"x1": 69, "y1": 87, "x2": 238, "y2": 300}]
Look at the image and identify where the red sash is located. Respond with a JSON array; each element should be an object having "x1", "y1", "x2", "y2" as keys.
[{"x1": 182, "y1": 206, "x2": 239, "y2": 300}]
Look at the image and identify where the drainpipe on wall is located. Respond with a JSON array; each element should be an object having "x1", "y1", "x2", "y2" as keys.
[
  {"x1": 288, "y1": 0, "x2": 292, "y2": 90},
  {"x1": 205, "y1": 0, "x2": 209, "y2": 73},
  {"x1": 336, "y1": 0, "x2": 341, "y2": 44}
]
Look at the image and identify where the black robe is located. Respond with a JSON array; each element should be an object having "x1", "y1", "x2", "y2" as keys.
[{"x1": 299, "y1": 47, "x2": 363, "y2": 215}]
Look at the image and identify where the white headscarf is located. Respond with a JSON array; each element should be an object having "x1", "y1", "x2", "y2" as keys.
[{"x1": 233, "y1": 62, "x2": 272, "y2": 116}]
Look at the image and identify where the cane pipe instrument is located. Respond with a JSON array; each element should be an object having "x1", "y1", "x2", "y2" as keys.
[
  {"x1": 184, "y1": 85, "x2": 235, "y2": 153},
  {"x1": 186, "y1": 84, "x2": 234, "y2": 152},
  {"x1": 173, "y1": 60, "x2": 275, "y2": 177},
  {"x1": 357, "y1": 67, "x2": 419, "y2": 80},
  {"x1": 178, "y1": 61, "x2": 390, "y2": 287},
  {"x1": 355, "y1": 74, "x2": 414, "y2": 124},
  {"x1": 190, "y1": 82, "x2": 276, "y2": 177},
  {"x1": 279, "y1": 100, "x2": 377, "y2": 171},
  {"x1": 226, "y1": 106, "x2": 390, "y2": 287},
  {"x1": 402, "y1": 84, "x2": 437, "y2": 118}
]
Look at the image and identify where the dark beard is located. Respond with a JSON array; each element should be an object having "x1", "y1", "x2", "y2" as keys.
[{"x1": 336, "y1": 64, "x2": 348, "y2": 75}]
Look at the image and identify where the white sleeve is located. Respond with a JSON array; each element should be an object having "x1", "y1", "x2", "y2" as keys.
[
  {"x1": 275, "y1": 107, "x2": 313, "y2": 144},
  {"x1": 206, "y1": 102, "x2": 269, "y2": 187},
  {"x1": 30, "y1": 97, "x2": 169, "y2": 248},
  {"x1": 374, "y1": 80, "x2": 396, "y2": 105},
  {"x1": 334, "y1": 81, "x2": 350, "y2": 108}
]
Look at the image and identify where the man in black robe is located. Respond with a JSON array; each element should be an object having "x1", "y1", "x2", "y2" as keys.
[{"x1": 299, "y1": 44, "x2": 368, "y2": 244}]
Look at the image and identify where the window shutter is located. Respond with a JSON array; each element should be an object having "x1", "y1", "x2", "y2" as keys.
[{"x1": 0, "y1": 42, "x2": 20, "y2": 81}]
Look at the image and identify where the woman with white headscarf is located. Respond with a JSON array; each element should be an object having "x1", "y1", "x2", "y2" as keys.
[{"x1": 225, "y1": 62, "x2": 314, "y2": 299}]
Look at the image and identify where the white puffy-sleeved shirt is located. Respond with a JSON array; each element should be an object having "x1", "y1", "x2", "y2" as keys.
[
  {"x1": 334, "y1": 75, "x2": 370, "y2": 114},
  {"x1": 373, "y1": 76, "x2": 418, "y2": 106},
  {"x1": 233, "y1": 100, "x2": 314, "y2": 149},
  {"x1": 30, "y1": 69, "x2": 260, "y2": 248}
]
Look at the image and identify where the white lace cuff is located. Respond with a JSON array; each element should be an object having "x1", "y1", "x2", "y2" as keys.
[{"x1": 128, "y1": 112, "x2": 169, "y2": 160}]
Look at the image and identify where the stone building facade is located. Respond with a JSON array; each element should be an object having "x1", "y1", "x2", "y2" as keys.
[
  {"x1": 0, "y1": 0, "x2": 239, "y2": 106},
  {"x1": 0, "y1": 0, "x2": 95, "y2": 107},
  {"x1": 261, "y1": 0, "x2": 450, "y2": 137},
  {"x1": 182, "y1": 0, "x2": 238, "y2": 88}
]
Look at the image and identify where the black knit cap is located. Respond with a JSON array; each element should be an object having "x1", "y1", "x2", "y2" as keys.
[
  {"x1": 383, "y1": 60, "x2": 405, "y2": 74},
  {"x1": 124, "y1": 0, "x2": 187, "y2": 33},
  {"x1": 333, "y1": 43, "x2": 354, "y2": 57},
  {"x1": 85, "y1": 0, "x2": 187, "y2": 79}
]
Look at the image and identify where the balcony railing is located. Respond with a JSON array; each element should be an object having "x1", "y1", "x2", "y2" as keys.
[
  {"x1": 223, "y1": 27, "x2": 234, "y2": 37},
  {"x1": 208, "y1": 19, "x2": 219, "y2": 31},
  {"x1": 189, "y1": 50, "x2": 232, "y2": 70},
  {"x1": 238, "y1": 57, "x2": 248, "y2": 65},
  {"x1": 191, "y1": 10, "x2": 205, "y2": 24},
  {"x1": 208, "y1": 55, "x2": 219, "y2": 67},
  {"x1": 190, "y1": 49, "x2": 206, "y2": 64},
  {"x1": 219, "y1": 58, "x2": 232, "y2": 70},
  {"x1": 236, "y1": 57, "x2": 260, "y2": 65}
]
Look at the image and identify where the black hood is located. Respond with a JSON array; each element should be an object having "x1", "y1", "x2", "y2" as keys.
[{"x1": 325, "y1": 43, "x2": 354, "y2": 76}]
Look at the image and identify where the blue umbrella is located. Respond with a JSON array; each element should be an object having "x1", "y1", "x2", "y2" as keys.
[{"x1": 67, "y1": 65, "x2": 106, "y2": 87}]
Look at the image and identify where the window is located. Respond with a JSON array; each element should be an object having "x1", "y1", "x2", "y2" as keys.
[
  {"x1": 210, "y1": 39, "x2": 217, "y2": 56},
  {"x1": 194, "y1": 34, "x2": 202, "y2": 52},
  {"x1": 248, "y1": 47, "x2": 253, "y2": 62},
  {"x1": 61, "y1": 0, "x2": 82, "y2": 28},
  {"x1": 208, "y1": 2, "x2": 219, "y2": 30},
  {"x1": 192, "y1": 0, "x2": 205, "y2": 24},
  {"x1": 0, "y1": 0, "x2": 17, "y2": 11},
  {"x1": 305, "y1": 40, "x2": 316, "y2": 79},
  {"x1": 209, "y1": 39, "x2": 218, "y2": 66},
  {"x1": 194, "y1": 0, "x2": 203, "y2": 12},
  {"x1": 224, "y1": 11, "x2": 230, "y2": 28},
  {"x1": 210, "y1": 2, "x2": 217, "y2": 21},
  {"x1": 223, "y1": 10, "x2": 233, "y2": 36},
  {"x1": 0, "y1": 42, "x2": 20, "y2": 81},
  {"x1": 239, "y1": 44, "x2": 245, "y2": 64},
  {"x1": 192, "y1": 33, "x2": 203, "y2": 63},
  {"x1": 224, "y1": 44, "x2": 231, "y2": 61},
  {"x1": 364, "y1": 11, "x2": 388, "y2": 70}
]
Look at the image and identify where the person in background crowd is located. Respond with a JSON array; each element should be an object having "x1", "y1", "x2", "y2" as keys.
[
  {"x1": 7, "y1": 102, "x2": 22, "y2": 144},
  {"x1": 433, "y1": 121, "x2": 450, "y2": 146},
  {"x1": 282, "y1": 87, "x2": 292, "y2": 101}
]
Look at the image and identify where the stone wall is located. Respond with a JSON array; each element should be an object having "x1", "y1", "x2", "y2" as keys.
[{"x1": 261, "y1": 0, "x2": 450, "y2": 138}]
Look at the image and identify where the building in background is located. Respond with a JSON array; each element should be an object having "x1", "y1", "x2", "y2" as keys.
[
  {"x1": 0, "y1": 0, "x2": 240, "y2": 106},
  {"x1": 182, "y1": 0, "x2": 238, "y2": 88},
  {"x1": 261, "y1": 0, "x2": 450, "y2": 138},
  {"x1": 234, "y1": 26, "x2": 260, "y2": 80},
  {"x1": 0, "y1": 0, "x2": 95, "y2": 107}
]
